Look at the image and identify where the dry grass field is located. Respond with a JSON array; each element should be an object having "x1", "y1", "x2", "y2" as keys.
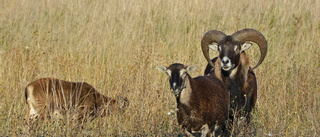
[{"x1": 0, "y1": 0, "x2": 319, "y2": 136}]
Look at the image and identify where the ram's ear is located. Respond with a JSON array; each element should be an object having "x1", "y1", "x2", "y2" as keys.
[
  {"x1": 208, "y1": 43, "x2": 219, "y2": 51},
  {"x1": 186, "y1": 65, "x2": 197, "y2": 73},
  {"x1": 241, "y1": 42, "x2": 253, "y2": 52},
  {"x1": 156, "y1": 66, "x2": 167, "y2": 73}
]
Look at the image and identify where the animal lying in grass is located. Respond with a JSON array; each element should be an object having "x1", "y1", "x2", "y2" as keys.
[
  {"x1": 157, "y1": 63, "x2": 230, "y2": 136},
  {"x1": 25, "y1": 78, "x2": 129, "y2": 123}
]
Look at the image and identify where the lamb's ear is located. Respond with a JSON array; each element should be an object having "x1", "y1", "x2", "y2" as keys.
[
  {"x1": 208, "y1": 43, "x2": 219, "y2": 51},
  {"x1": 186, "y1": 65, "x2": 197, "y2": 73},
  {"x1": 156, "y1": 66, "x2": 167, "y2": 73},
  {"x1": 241, "y1": 42, "x2": 253, "y2": 52}
]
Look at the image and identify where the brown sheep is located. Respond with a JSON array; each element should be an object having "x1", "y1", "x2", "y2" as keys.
[
  {"x1": 25, "y1": 78, "x2": 129, "y2": 123},
  {"x1": 201, "y1": 28, "x2": 267, "y2": 127},
  {"x1": 157, "y1": 63, "x2": 229, "y2": 136}
]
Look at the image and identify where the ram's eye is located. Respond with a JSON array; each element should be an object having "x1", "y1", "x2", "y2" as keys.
[{"x1": 234, "y1": 46, "x2": 240, "y2": 52}]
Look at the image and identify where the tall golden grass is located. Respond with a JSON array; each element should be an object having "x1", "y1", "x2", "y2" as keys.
[{"x1": 0, "y1": 0, "x2": 319, "y2": 136}]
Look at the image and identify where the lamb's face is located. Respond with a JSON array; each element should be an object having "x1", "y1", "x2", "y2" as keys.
[
  {"x1": 156, "y1": 63, "x2": 197, "y2": 95},
  {"x1": 168, "y1": 65, "x2": 187, "y2": 95}
]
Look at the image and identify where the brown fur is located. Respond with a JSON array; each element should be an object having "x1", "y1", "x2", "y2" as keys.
[
  {"x1": 177, "y1": 75, "x2": 230, "y2": 135},
  {"x1": 158, "y1": 63, "x2": 229, "y2": 136},
  {"x1": 204, "y1": 52, "x2": 257, "y2": 123},
  {"x1": 25, "y1": 78, "x2": 129, "y2": 123},
  {"x1": 201, "y1": 29, "x2": 267, "y2": 135}
]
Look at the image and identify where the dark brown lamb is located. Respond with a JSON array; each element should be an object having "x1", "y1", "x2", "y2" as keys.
[{"x1": 157, "y1": 63, "x2": 229, "y2": 136}]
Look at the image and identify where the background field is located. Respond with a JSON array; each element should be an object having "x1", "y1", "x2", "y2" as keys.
[{"x1": 0, "y1": 0, "x2": 319, "y2": 136}]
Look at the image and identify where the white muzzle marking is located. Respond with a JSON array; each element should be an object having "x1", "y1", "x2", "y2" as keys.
[{"x1": 221, "y1": 57, "x2": 232, "y2": 71}]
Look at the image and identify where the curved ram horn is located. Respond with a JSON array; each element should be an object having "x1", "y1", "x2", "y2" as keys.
[
  {"x1": 232, "y1": 28, "x2": 268, "y2": 69},
  {"x1": 201, "y1": 30, "x2": 227, "y2": 67}
]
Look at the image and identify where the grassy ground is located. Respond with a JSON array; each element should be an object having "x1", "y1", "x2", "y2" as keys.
[{"x1": 0, "y1": 0, "x2": 319, "y2": 136}]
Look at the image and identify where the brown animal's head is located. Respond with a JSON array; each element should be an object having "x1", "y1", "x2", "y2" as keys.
[
  {"x1": 100, "y1": 96, "x2": 129, "y2": 116},
  {"x1": 116, "y1": 96, "x2": 130, "y2": 110},
  {"x1": 201, "y1": 29, "x2": 267, "y2": 76},
  {"x1": 156, "y1": 63, "x2": 197, "y2": 95}
]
